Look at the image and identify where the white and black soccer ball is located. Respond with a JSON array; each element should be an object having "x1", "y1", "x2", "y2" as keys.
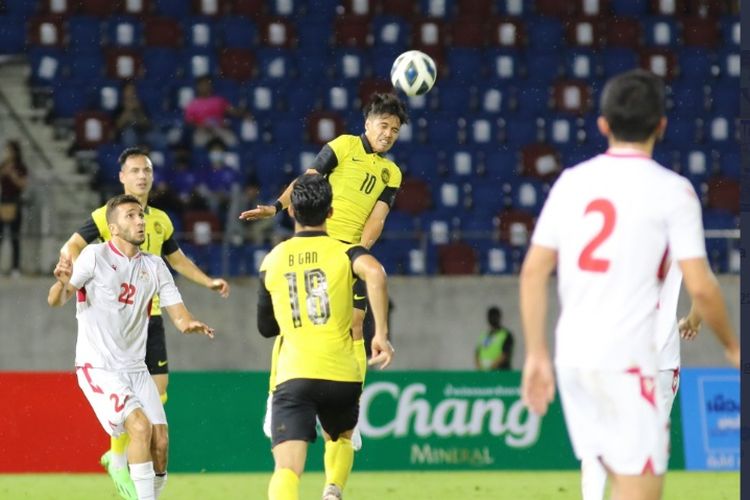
[{"x1": 390, "y1": 50, "x2": 437, "y2": 96}]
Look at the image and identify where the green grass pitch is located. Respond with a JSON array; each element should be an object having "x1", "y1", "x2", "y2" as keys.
[{"x1": 0, "y1": 471, "x2": 738, "y2": 499}]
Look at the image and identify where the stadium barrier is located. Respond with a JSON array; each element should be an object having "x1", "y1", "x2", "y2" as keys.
[{"x1": 1, "y1": 371, "x2": 690, "y2": 473}]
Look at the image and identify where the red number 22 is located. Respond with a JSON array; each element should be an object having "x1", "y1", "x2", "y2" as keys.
[
  {"x1": 578, "y1": 199, "x2": 616, "y2": 273},
  {"x1": 118, "y1": 283, "x2": 136, "y2": 304}
]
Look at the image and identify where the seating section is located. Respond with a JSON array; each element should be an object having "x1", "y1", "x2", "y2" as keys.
[{"x1": 0, "y1": 0, "x2": 739, "y2": 275}]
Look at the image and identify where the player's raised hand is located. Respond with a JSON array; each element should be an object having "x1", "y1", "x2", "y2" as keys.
[
  {"x1": 368, "y1": 336, "x2": 394, "y2": 369},
  {"x1": 53, "y1": 255, "x2": 73, "y2": 285},
  {"x1": 209, "y1": 278, "x2": 230, "y2": 298},
  {"x1": 678, "y1": 316, "x2": 701, "y2": 340},
  {"x1": 521, "y1": 354, "x2": 555, "y2": 416},
  {"x1": 239, "y1": 205, "x2": 276, "y2": 221},
  {"x1": 182, "y1": 320, "x2": 215, "y2": 339}
]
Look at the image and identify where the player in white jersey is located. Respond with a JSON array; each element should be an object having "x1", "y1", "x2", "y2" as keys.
[
  {"x1": 519, "y1": 70, "x2": 739, "y2": 500},
  {"x1": 48, "y1": 194, "x2": 214, "y2": 500},
  {"x1": 580, "y1": 259, "x2": 703, "y2": 499}
]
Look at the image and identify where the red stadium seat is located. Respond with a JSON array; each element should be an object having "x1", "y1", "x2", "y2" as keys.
[
  {"x1": 379, "y1": 0, "x2": 418, "y2": 18},
  {"x1": 681, "y1": 16, "x2": 721, "y2": 47},
  {"x1": 438, "y1": 242, "x2": 478, "y2": 275},
  {"x1": 144, "y1": 17, "x2": 183, "y2": 47},
  {"x1": 565, "y1": 17, "x2": 606, "y2": 48},
  {"x1": 534, "y1": 0, "x2": 577, "y2": 16},
  {"x1": 456, "y1": 0, "x2": 495, "y2": 19},
  {"x1": 605, "y1": 17, "x2": 643, "y2": 48},
  {"x1": 334, "y1": 15, "x2": 372, "y2": 47},
  {"x1": 306, "y1": 111, "x2": 346, "y2": 145},
  {"x1": 639, "y1": 48, "x2": 679, "y2": 80},
  {"x1": 75, "y1": 111, "x2": 112, "y2": 150},
  {"x1": 358, "y1": 78, "x2": 393, "y2": 105},
  {"x1": 218, "y1": 49, "x2": 256, "y2": 81},
  {"x1": 552, "y1": 79, "x2": 592, "y2": 114},
  {"x1": 687, "y1": 0, "x2": 728, "y2": 15},
  {"x1": 105, "y1": 48, "x2": 144, "y2": 79},
  {"x1": 393, "y1": 177, "x2": 431, "y2": 215},
  {"x1": 497, "y1": 209, "x2": 535, "y2": 247},
  {"x1": 341, "y1": 0, "x2": 376, "y2": 16},
  {"x1": 412, "y1": 18, "x2": 449, "y2": 47},
  {"x1": 121, "y1": 0, "x2": 152, "y2": 15},
  {"x1": 28, "y1": 16, "x2": 66, "y2": 48},
  {"x1": 489, "y1": 17, "x2": 527, "y2": 48},
  {"x1": 183, "y1": 210, "x2": 222, "y2": 245},
  {"x1": 706, "y1": 177, "x2": 739, "y2": 213},
  {"x1": 450, "y1": 19, "x2": 488, "y2": 47},
  {"x1": 37, "y1": 0, "x2": 73, "y2": 15},
  {"x1": 192, "y1": 0, "x2": 231, "y2": 16},
  {"x1": 78, "y1": 0, "x2": 122, "y2": 16},
  {"x1": 520, "y1": 143, "x2": 562, "y2": 180},
  {"x1": 650, "y1": 0, "x2": 688, "y2": 15},
  {"x1": 574, "y1": 0, "x2": 610, "y2": 15}
]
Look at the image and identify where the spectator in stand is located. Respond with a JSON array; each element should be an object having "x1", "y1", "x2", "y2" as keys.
[
  {"x1": 0, "y1": 140, "x2": 28, "y2": 277},
  {"x1": 184, "y1": 76, "x2": 248, "y2": 148},
  {"x1": 113, "y1": 82, "x2": 166, "y2": 149},
  {"x1": 475, "y1": 306, "x2": 514, "y2": 371},
  {"x1": 195, "y1": 139, "x2": 242, "y2": 219}
]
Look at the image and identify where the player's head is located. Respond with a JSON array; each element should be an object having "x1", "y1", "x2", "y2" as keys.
[
  {"x1": 363, "y1": 93, "x2": 409, "y2": 154},
  {"x1": 488, "y1": 306, "x2": 502, "y2": 329},
  {"x1": 105, "y1": 194, "x2": 146, "y2": 246},
  {"x1": 289, "y1": 174, "x2": 333, "y2": 228},
  {"x1": 118, "y1": 147, "x2": 153, "y2": 199},
  {"x1": 598, "y1": 69, "x2": 666, "y2": 144}
]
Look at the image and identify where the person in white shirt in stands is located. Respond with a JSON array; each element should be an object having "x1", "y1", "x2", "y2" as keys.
[
  {"x1": 580, "y1": 258, "x2": 703, "y2": 499},
  {"x1": 48, "y1": 194, "x2": 215, "y2": 500},
  {"x1": 519, "y1": 69, "x2": 739, "y2": 500}
]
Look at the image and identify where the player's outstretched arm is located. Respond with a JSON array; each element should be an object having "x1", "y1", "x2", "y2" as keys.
[
  {"x1": 360, "y1": 201, "x2": 390, "y2": 250},
  {"x1": 165, "y1": 249, "x2": 230, "y2": 298},
  {"x1": 239, "y1": 169, "x2": 320, "y2": 221},
  {"x1": 48, "y1": 255, "x2": 75, "y2": 307},
  {"x1": 519, "y1": 244, "x2": 557, "y2": 416},
  {"x1": 163, "y1": 302, "x2": 215, "y2": 339},
  {"x1": 353, "y1": 252, "x2": 394, "y2": 369},
  {"x1": 60, "y1": 232, "x2": 87, "y2": 262},
  {"x1": 678, "y1": 257, "x2": 739, "y2": 367}
]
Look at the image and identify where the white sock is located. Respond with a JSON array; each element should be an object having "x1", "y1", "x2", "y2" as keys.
[
  {"x1": 581, "y1": 457, "x2": 607, "y2": 500},
  {"x1": 129, "y1": 461, "x2": 156, "y2": 500},
  {"x1": 154, "y1": 472, "x2": 168, "y2": 499},
  {"x1": 111, "y1": 451, "x2": 128, "y2": 469}
]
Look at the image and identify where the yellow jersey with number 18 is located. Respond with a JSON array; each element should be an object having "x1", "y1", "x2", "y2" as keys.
[{"x1": 260, "y1": 232, "x2": 366, "y2": 384}]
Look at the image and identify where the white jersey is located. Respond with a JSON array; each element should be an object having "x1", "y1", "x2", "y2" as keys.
[
  {"x1": 532, "y1": 149, "x2": 706, "y2": 372},
  {"x1": 70, "y1": 241, "x2": 183, "y2": 371},
  {"x1": 655, "y1": 260, "x2": 682, "y2": 370}
]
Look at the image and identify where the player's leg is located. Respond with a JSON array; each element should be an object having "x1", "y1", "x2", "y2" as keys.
[
  {"x1": 609, "y1": 473, "x2": 663, "y2": 500},
  {"x1": 150, "y1": 425, "x2": 169, "y2": 499},
  {"x1": 269, "y1": 379, "x2": 318, "y2": 500},
  {"x1": 581, "y1": 456, "x2": 608, "y2": 500},
  {"x1": 264, "y1": 336, "x2": 283, "y2": 439},
  {"x1": 658, "y1": 368, "x2": 679, "y2": 416},
  {"x1": 135, "y1": 369, "x2": 170, "y2": 499},
  {"x1": 124, "y1": 408, "x2": 156, "y2": 500},
  {"x1": 318, "y1": 380, "x2": 362, "y2": 499}
]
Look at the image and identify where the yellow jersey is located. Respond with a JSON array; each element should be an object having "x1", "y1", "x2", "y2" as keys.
[
  {"x1": 259, "y1": 231, "x2": 369, "y2": 384},
  {"x1": 312, "y1": 134, "x2": 402, "y2": 244},
  {"x1": 79, "y1": 204, "x2": 178, "y2": 316}
]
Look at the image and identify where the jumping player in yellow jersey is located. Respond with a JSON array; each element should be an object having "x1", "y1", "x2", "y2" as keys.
[
  {"x1": 240, "y1": 93, "x2": 407, "y2": 494},
  {"x1": 258, "y1": 174, "x2": 394, "y2": 500},
  {"x1": 59, "y1": 147, "x2": 230, "y2": 500}
]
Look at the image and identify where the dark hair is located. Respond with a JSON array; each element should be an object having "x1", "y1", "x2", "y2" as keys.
[
  {"x1": 487, "y1": 306, "x2": 502, "y2": 329},
  {"x1": 291, "y1": 174, "x2": 332, "y2": 227},
  {"x1": 6, "y1": 140, "x2": 23, "y2": 164},
  {"x1": 599, "y1": 69, "x2": 665, "y2": 142},
  {"x1": 105, "y1": 194, "x2": 142, "y2": 224},
  {"x1": 118, "y1": 147, "x2": 150, "y2": 168},
  {"x1": 363, "y1": 93, "x2": 409, "y2": 125}
]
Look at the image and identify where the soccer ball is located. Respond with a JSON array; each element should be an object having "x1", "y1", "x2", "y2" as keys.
[{"x1": 390, "y1": 50, "x2": 437, "y2": 96}]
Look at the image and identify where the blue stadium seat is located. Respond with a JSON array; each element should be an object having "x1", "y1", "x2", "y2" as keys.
[
  {"x1": 371, "y1": 15, "x2": 411, "y2": 49},
  {"x1": 52, "y1": 83, "x2": 94, "y2": 119},
  {"x1": 545, "y1": 115, "x2": 580, "y2": 146},
  {"x1": 182, "y1": 48, "x2": 218, "y2": 78},
  {"x1": 563, "y1": 50, "x2": 599, "y2": 81},
  {"x1": 678, "y1": 48, "x2": 714, "y2": 82},
  {"x1": 436, "y1": 82, "x2": 475, "y2": 115},
  {"x1": 270, "y1": 115, "x2": 305, "y2": 145},
  {"x1": 667, "y1": 83, "x2": 707, "y2": 116},
  {"x1": 718, "y1": 50, "x2": 740, "y2": 80},
  {"x1": 106, "y1": 18, "x2": 143, "y2": 47},
  {"x1": 67, "y1": 16, "x2": 103, "y2": 54},
  {"x1": 643, "y1": 16, "x2": 680, "y2": 46},
  {"x1": 154, "y1": 0, "x2": 191, "y2": 18},
  {"x1": 4, "y1": 0, "x2": 40, "y2": 16},
  {"x1": 0, "y1": 16, "x2": 25, "y2": 54},
  {"x1": 29, "y1": 48, "x2": 66, "y2": 87},
  {"x1": 446, "y1": 48, "x2": 483, "y2": 82},
  {"x1": 468, "y1": 180, "x2": 505, "y2": 216},
  {"x1": 332, "y1": 48, "x2": 369, "y2": 80},
  {"x1": 705, "y1": 115, "x2": 735, "y2": 145},
  {"x1": 135, "y1": 81, "x2": 167, "y2": 116},
  {"x1": 144, "y1": 48, "x2": 182, "y2": 81},
  {"x1": 323, "y1": 83, "x2": 358, "y2": 112},
  {"x1": 425, "y1": 114, "x2": 461, "y2": 145},
  {"x1": 719, "y1": 150, "x2": 740, "y2": 179},
  {"x1": 295, "y1": 23, "x2": 333, "y2": 51},
  {"x1": 504, "y1": 119, "x2": 540, "y2": 147},
  {"x1": 484, "y1": 148, "x2": 518, "y2": 184},
  {"x1": 212, "y1": 78, "x2": 242, "y2": 105},
  {"x1": 495, "y1": 0, "x2": 529, "y2": 16},
  {"x1": 483, "y1": 48, "x2": 522, "y2": 82},
  {"x1": 67, "y1": 53, "x2": 105, "y2": 81},
  {"x1": 709, "y1": 82, "x2": 738, "y2": 115},
  {"x1": 507, "y1": 178, "x2": 546, "y2": 213},
  {"x1": 525, "y1": 52, "x2": 562, "y2": 85},
  {"x1": 219, "y1": 17, "x2": 258, "y2": 49},
  {"x1": 527, "y1": 18, "x2": 565, "y2": 52},
  {"x1": 600, "y1": 48, "x2": 638, "y2": 77},
  {"x1": 475, "y1": 84, "x2": 510, "y2": 114},
  {"x1": 721, "y1": 16, "x2": 740, "y2": 48},
  {"x1": 465, "y1": 115, "x2": 501, "y2": 146},
  {"x1": 475, "y1": 241, "x2": 513, "y2": 274},
  {"x1": 418, "y1": 0, "x2": 456, "y2": 18},
  {"x1": 284, "y1": 84, "x2": 320, "y2": 118},
  {"x1": 514, "y1": 86, "x2": 551, "y2": 117},
  {"x1": 257, "y1": 48, "x2": 295, "y2": 80},
  {"x1": 662, "y1": 117, "x2": 701, "y2": 146},
  {"x1": 183, "y1": 18, "x2": 216, "y2": 48},
  {"x1": 610, "y1": 0, "x2": 648, "y2": 16}
]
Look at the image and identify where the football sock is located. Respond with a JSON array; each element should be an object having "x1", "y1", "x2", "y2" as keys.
[
  {"x1": 353, "y1": 338, "x2": 367, "y2": 383},
  {"x1": 268, "y1": 467, "x2": 299, "y2": 500},
  {"x1": 160, "y1": 392, "x2": 168, "y2": 405},
  {"x1": 129, "y1": 461, "x2": 156, "y2": 500},
  {"x1": 581, "y1": 457, "x2": 607, "y2": 500},
  {"x1": 324, "y1": 438, "x2": 354, "y2": 490},
  {"x1": 111, "y1": 434, "x2": 130, "y2": 469},
  {"x1": 153, "y1": 472, "x2": 168, "y2": 499}
]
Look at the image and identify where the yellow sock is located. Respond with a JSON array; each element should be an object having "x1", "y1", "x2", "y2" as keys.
[
  {"x1": 111, "y1": 433, "x2": 129, "y2": 455},
  {"x1": 324, "y1": 438, "x2": 354, "y2": 490},
  {"x1": 268, "y1": 467, "x2": 299, "y2": 500},
  {"x1": 160, "y1": 392, "x2": 168, "y2": 405},
  {"x1": 353, "y1": 339, "x2": 367, "y2": 384}
]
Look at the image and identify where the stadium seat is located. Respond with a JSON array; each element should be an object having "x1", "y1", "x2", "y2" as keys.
[
  {"x1": 639, "y1": 48, "x2": 679, "y2": 80},
  {"x1": 182, "y1": 18, "x2": 215, "y2": 48},
  {"x1": 259, "y1": 17, "x2": 296, "y2": 47},
  {"x1": 106, "y1": 18, "x2": 143, "y2": 47},
  {"x1": 27, "y1": 16, "x2": 66, "y2": 48},
  {"x1": 379, "y1": 0, "x2": 418, "y2": 18},
  {"x1": 182, "y1": 211, "x2": 222, "y2": 245},
  {"x1": 121, "y1": 0, "x2": 152, "y2": 15},
  {"x1": 144, "y1": 17, "x2": 183, "y2": 48},
  {"x1": 662, "y1": 117, "x2": 701, "y2": 145},
  {"x1": 718, "y1": 150, "x2": 740, "y2": 179},
  {"x1": 340, "y1": 0, "x2": 377, "y2": 16},
  {"x1": 524, "y1": 52, "x2": 562, "y2": 86},
  {"x1": 483, "y1": 49, "x2": 521, "y2": 82},
  {"x1": 718, "y1": 50, "x2": 740, "y2": 79},
  {"x1": 552, "y1": 80, "x2": 592, "y2": 115},
  {"x1": 332, "y1": 48, "x2": 368, "y2": 80},
  {"x1": 358, "y1": 78, "x2": 393, "y2": 105},
  {"x1": 67, "y1": 16, "x2": 103, "y2": 54},
  {"x1": 497, "y1": 209, "x2": 535, "y2": 246},
  {"x1": 666, "y1": 83, "x2": 708, "y2": 116},
  {"x1": 229, "y1": 0, "x2": 266, "y2": 18},
  {"x1": 393, "y1": 177, "x2": 432, "y2": 215},
  {"x1": 520, "y1": 143, "x2": 562, "y2": 180},
  {"x1": 475, "y1": 85, "x2": 510, "y2": 114},
  {"x1": 436, "y1": 81, "x2": 476, "y2": 115},
  {"x1": 563, "y1": 50, "x2": 600, "y2": 81},
  {"x1": 256, "y1": 48, "x2": 294, "y2": 80},
  {"x1": 565, "y1": 17, "x2": 605, "y2": 49},
  {"x1": 449, "y1": 19, "x2": 488, "y2": 47},
  {"x1": 708, "y1": 82, "x2": 738, "y2": 115},
  {"x1": 604, "y1": 17, "x2": 643, "y2": 48},
  {"x1": 52, "y1": 83, "x2": 94, "y2": 119},
  {"x1": 495, "y1": 0, "x2": 530, "y2": 16},
  {"x1": 490, "y1": 17, "x2": 527, "y2": 48},
  {"x1": 218, "y1": 49, "x2": 256, "y2": 81},
  {"x1": 574, "y1": 0, "x2": 611, "y2": 15},
  {"x1": 219, "y1": 17, "x2": 258, "y2": 49},
  {"x1": 418, "y1": 0, "x2": 457, "y2": 18},
  {"x1": 437, "y1": 242, "x2": 478, "y2": 275},
  {"x1": 650, "y1": 0, "x2": 687, "y2": 15},
  {"x1": 534, "y1": 0, "x2": 576, "y2": 16},
  {"x1": 479, "y1": 242, "x2": 514, "y2": 274},
  {"x1": 514, "y1": 86, "x2": 551, "y2": 117},
  {"x1": 705, "y1": 115, "x2": 735, "y2": 144},
  {"x1": 143, "y1": 48, "x2": 181, "y2": 81},
  {"x1": 484, "y1": 148, "x2": 519, "y2": 184},
  {"x1": 503, "y1": 119, "x2": 539, "y2": 147},
  {"x1": 601, "y1": 47, "x2": 639, "y2": 77},
  {"x1": 371, "y1": 15, "x2": 411, "y2": 48},
  {"x1": 457, "y1": 0, "x2": 494, "y2": 19},
  {"x1": 333, "y1": 15, "x2": 371, "y2": 48},
  {"x1": 75, "y1": 111, "x2": 112, "y2": 150},
  {"x1": 545, "y1": 115, "x2": 581, "y2": 146},
  {"x1": 721, "y1": 16, "x2": 740, "y2": 47},
  {"x1": 306, "y1": 110, "x2": 346, "y2": 145},
  {"x1": 706, "y1": 177, "x2": 739, "y2": 214},
  {"x1": 106, "y1": 48, "x2": 144, "y2": 79},
  {"x1": 190, "y1": 0, "x2": 229, "y2": 17},
  {"x1": 681, "y1": 16, "x2": 721, "y2": 47},
  {"x1": 67, "y1": 52, "x2": 105, "y2": 81},
  {"x1": 446, "y1": 47, "x2": 483, "y2": 81},
  {"x1": 611, "y1": 0, "x2": 649, "y2": 16},
  {"x1": 643, "y1": 16, "x2": 680, "y2": 46}
]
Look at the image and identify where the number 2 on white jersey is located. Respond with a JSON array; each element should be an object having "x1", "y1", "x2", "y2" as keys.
[{"x1": 578, "y1": 199, "x2": 616, "y2": 273}]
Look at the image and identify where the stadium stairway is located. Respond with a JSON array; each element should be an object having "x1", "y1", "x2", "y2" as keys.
[{"x1": 0, "y1": 58, "x2": 99, "y2": 274}]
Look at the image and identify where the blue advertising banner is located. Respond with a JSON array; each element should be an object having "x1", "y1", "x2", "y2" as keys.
[{"x1": 679, "y1": 368, "x2": 740, "y2": 470}]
